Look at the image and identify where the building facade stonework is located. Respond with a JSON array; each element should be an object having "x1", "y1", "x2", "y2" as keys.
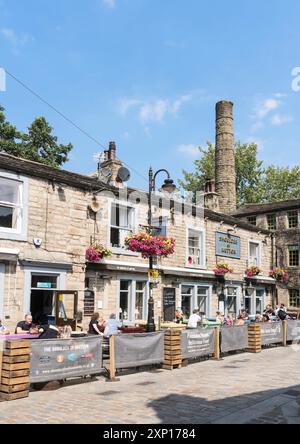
[
  {"x1": 0, "y1": 149, "x2": 275, "y2": 332},
  {"x1": 234, "y1": 200, "x2": 300, "y2": 309}
]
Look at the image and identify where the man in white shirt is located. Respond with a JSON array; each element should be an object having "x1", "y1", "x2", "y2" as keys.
[{"x1": 188, "y1": 309, "x2": 202, "y2": 329}]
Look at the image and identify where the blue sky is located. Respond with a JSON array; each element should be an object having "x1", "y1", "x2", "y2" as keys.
[{"x1": 0, "y1": 0, "x2": 300, "y2": 190}]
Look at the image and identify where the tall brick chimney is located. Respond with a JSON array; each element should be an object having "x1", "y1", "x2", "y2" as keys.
[{"x1": 215, "y1": 101, "x2": 236, "y2": 214}]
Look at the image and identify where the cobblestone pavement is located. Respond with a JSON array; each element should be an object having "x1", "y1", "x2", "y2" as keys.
[{"x1": 1, "y1": 347, "x2": 300, "y2": 424}]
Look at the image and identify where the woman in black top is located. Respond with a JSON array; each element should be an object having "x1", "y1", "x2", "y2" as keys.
[{"x1": 88, "y1": 313, "x2": 103, "y2": 335}]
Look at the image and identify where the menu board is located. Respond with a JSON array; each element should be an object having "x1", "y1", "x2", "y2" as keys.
[{"x1": 163, "y1": 288, "x2": 176, "y2": 322}]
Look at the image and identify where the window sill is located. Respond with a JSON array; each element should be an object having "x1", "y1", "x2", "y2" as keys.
[
  {"x1": 111, "y1": 247, "x2": 140, "y2": 257},
  {"x1": 0, "y1": 231, "x2": 27, "y2": 242},
  {"x1": 185, "y1": 264, "x2": 206, "y2": 270}
]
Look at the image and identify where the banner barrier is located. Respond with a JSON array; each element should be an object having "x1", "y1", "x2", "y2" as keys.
[
  {"x1": 114, "y1": 331, "x2": 164, "y2": 369},
  {"x1": 181, "y1": 328, "x2": 214, "y2": 359},
  {"x1": 221, "y1": 326, "x2": 248, "y2": 353},
  {"x1": 30, "y1": 336, "x2": 103, "y2": 383},
  {"x1": 261, "y1": 322, "x2": 283, "y2": 346},
  {"x1": 286, "y1": 320, "x2": 300, "y2": 342}
]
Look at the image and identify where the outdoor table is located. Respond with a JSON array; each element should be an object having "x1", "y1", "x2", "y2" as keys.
[
  {"x1": 0, "y1": 333, "x2": 40, "y2": 340},
  {"x1": 120, "y1": 327, "x2": 145, "y2": 334}
]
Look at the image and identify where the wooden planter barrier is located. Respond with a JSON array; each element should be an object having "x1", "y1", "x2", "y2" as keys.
[
  {"x1": 163, "y1": 329, "x2": 182, "y2": 370},
  {"x1": 247, "y1": 324, "x2": 261, "y2": 353},
  {"x1": 0, "y1": 340, "x2": 31, "y2": 401}
]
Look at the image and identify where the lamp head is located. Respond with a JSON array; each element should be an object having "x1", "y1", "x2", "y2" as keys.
[{"x1": 159, "y1": 178, "x2": 179, "y2": 194}]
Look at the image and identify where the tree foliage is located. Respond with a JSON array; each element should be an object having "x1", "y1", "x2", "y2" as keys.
[
  {"x1": 179, "y1": 141, "x2": 300, "y2": 207},
  {"x1": 0, "y1": 105, "x2": 72, "y2": 168}
]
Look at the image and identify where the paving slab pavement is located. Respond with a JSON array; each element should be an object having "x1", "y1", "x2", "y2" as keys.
[{"x1": 0, "y1": 347, "x2": 300, "y2": 424}]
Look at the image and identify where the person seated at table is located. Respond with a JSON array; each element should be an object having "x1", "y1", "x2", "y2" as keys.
[
  {"x1": 0, "y1": 318, "x2": 10, "y2": 335},
  {"x1": 175, "y1": 310, "x2": 184, "y2": 324},
  {"x1": 264, "y1": 305, "x2": 275, "y2": 317},
  {"x1": 88, "y1": 312, "x2": 104, "y2": 336},
  {"x1": 216, "y1": 311, "x2": 225, "y2": 325},
  {"x1": 236, "y1": 315, "x2": 245, "y2": 326},
  {"x1": 239, "y1": 309, "x2": 249, "y2": 320},
  {"x1": 15, "y1": 313, "x2": 37, "y2": 334},
  {"x1": 38, "y1": 324, "x2": 60, "y2": 339},
  {"x1": 262, "y1": 313, "x2": 272, "y2": 323},
  {"x1": 103, "y1": 313, "x2": 122, "y2": 337},
  {"x1": 187, "y1": 309, "x2": 202, "y2": 329},
  {"x1": 225, "y1": 313, "x2": 234, "y2": 326},
  {"x1": 255, "y1": 313, "x2": 263, "y2": 323}
]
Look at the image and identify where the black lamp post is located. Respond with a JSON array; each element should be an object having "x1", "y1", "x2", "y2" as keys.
[{"x1": 146, "y1": 167, "x2": 178, "y2": 332}]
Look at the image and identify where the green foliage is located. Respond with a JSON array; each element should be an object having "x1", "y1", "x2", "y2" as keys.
[
  {"x1": 179, "y1": 141, "x2": 299, "y2": 207},
  {"x1": 0, "y1": 105, "x2": 72, "y2": 168}
]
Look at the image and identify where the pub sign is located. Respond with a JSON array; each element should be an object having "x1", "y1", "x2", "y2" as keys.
[{"x1": 215, "y1": 231, "x2": 241, "y2": 259}]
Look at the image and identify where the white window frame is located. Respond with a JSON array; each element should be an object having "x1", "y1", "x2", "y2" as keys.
[
  {"x1": 248, "y1": 240, "x2": 262, "y2": 267},
  {"x1": 108, "y1": 200, "x2": 138, "y2": 256},
  {"x1": 243, "y1": 287, "x2": 265, "y2": 316},
  {"x1": 255, "y1": 288, "x2": 265, "y2": 315},
  {"x1": 0, "y1": 171, "x2": 28, "y2": 241},
  {"x1": 0, "y1": 263, "x2": 4, "y2": 319},
  {"x1": 179, "y1": 282, "x2": 212, "y2": 318},
  {"x1": 225, "y1": 286, "x2": 242, "y2": 318},
  {"x1": 23, "y1": 267, "x2": 66, "y2": 316},
  {"x1": 117, "y1": 276, "x2": 148, "y2": 324},
  {"x1": 186, "y1": 227, "x2": 206, "y2": 269}
]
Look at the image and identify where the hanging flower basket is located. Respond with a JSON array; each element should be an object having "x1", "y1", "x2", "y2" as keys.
[
  {"x1": 269, "y1": 268, "x2": 289, "y2": 282},
  {"x1": 85, "y1": 243, "x2": 112, "y2": 262},
  {"x1": 125, "y1": 233, "x2": 175, "y2": 259},
  {"x1": 213, "y1": 263, "x2": 233, "y2": 277},
  {"x1": 245, "y1": 265, "x2": 261, "y2": 278}
]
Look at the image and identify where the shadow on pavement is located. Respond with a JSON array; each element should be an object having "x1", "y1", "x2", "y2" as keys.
[{"x1": 147, "y1": 385, "x2": 300, "y2": 424}]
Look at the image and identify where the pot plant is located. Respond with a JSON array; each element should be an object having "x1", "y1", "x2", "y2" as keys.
[
  {"x1": 125, "y1": 233, "x2": 175, "y2": 259},
  {"x1": 213, "y1": 263, "x2": 233, "y2": 279},
  {"x1": 269, "y1": 267, "x2": 289, "y2": 282},
  {"x1": 245, "y1": 265, "x2": 261, "y2": 278},
  {"x1": 85, "y1": 242, "x2": 112, "y2": 262}
]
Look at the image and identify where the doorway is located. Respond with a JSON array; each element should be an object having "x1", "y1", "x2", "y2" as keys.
[{"x1": 30, "y1": 274, "x2": 58, "y2": 324}]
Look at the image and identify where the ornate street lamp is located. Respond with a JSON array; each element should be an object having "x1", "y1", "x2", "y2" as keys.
[{"x1": 147, "y1": 167, "x2": 178, "y2": 332}]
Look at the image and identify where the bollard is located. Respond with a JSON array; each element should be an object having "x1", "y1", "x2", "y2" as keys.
[
  {"x1": 108, "y1": 335, "x2": 116, "y2": 381},
  {"x1": 213, "y1": 327, "x2": 220, "y2": 360},
  {"x1": 282, "y1": 320, "x2": 287, "y2": 347}
]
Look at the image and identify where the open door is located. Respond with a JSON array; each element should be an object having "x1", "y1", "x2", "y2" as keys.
[{"x1": 55, "y1": 291, "x2": 78, "y2": 331}]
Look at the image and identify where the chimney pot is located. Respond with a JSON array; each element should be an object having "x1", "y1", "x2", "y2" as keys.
[{"x1": 109, "y1": 141, "x2": 116, "y2": 160}]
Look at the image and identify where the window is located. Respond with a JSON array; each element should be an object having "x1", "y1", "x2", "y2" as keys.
[
  {"x1": 120, "y1": 280, "x2": 130, "y2": 320},
  {"x1": 289, "y1": 289, "x2": 300, "y2": 308},
  {"x1": 247, "y1": 216, "x2": 257, "y2": 226},
  {"x1": 288, "y1": 245, "x2": 299, "y2": 267},
  {"x1": 197, "y1": 287, "x2": 209, "y2": 316},
  {"x1": 227, "y1": 287, "x2": 238, "y2": 316},
  {"x1": 135, "y1": 281, "x2": 146, "y2": 319},
  {"x1": 187, "y1": 229, "x2": 204, "y2": 267},
  {"x1": 110, "y1": 203, "x2": 135, "y2": 248},
  {"x1": 0, "y1": 173, "x2": 28, "y2": 241},
  {"x1": 249, "y1": 241, "x2": 261, "y2": 266},
  {"x1": 181, "y1": 286, "x2": 193, "y2": 320},
  {"x1": 288, "y1": 211, "x2": 298, "y2": 229},
  {"x1": 255, "y1": 289, "x2": 264, "y2": 314},
  {"x1": 119, "y1": 279, "x2": 147, "y2": 323},
  {"x1": 267, "y1": 214, "x2": 277, "y2": 231},
  {"x1": 152, "y1": 216, "x2": 167, "y2": 236},
  {"x1": 0, "y1": 176, "x2": 22, "y2": 231}
]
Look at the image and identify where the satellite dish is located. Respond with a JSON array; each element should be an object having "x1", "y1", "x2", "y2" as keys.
[
  {"x1": 89, "y1": 198, "x2": 101, "y2": 213},
  {"x1": 117, "y1": 167, "x2": 131, "y2": 182},
  {"x1": 101, "y1": 167, "x2": 112, "y2": 178}
]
